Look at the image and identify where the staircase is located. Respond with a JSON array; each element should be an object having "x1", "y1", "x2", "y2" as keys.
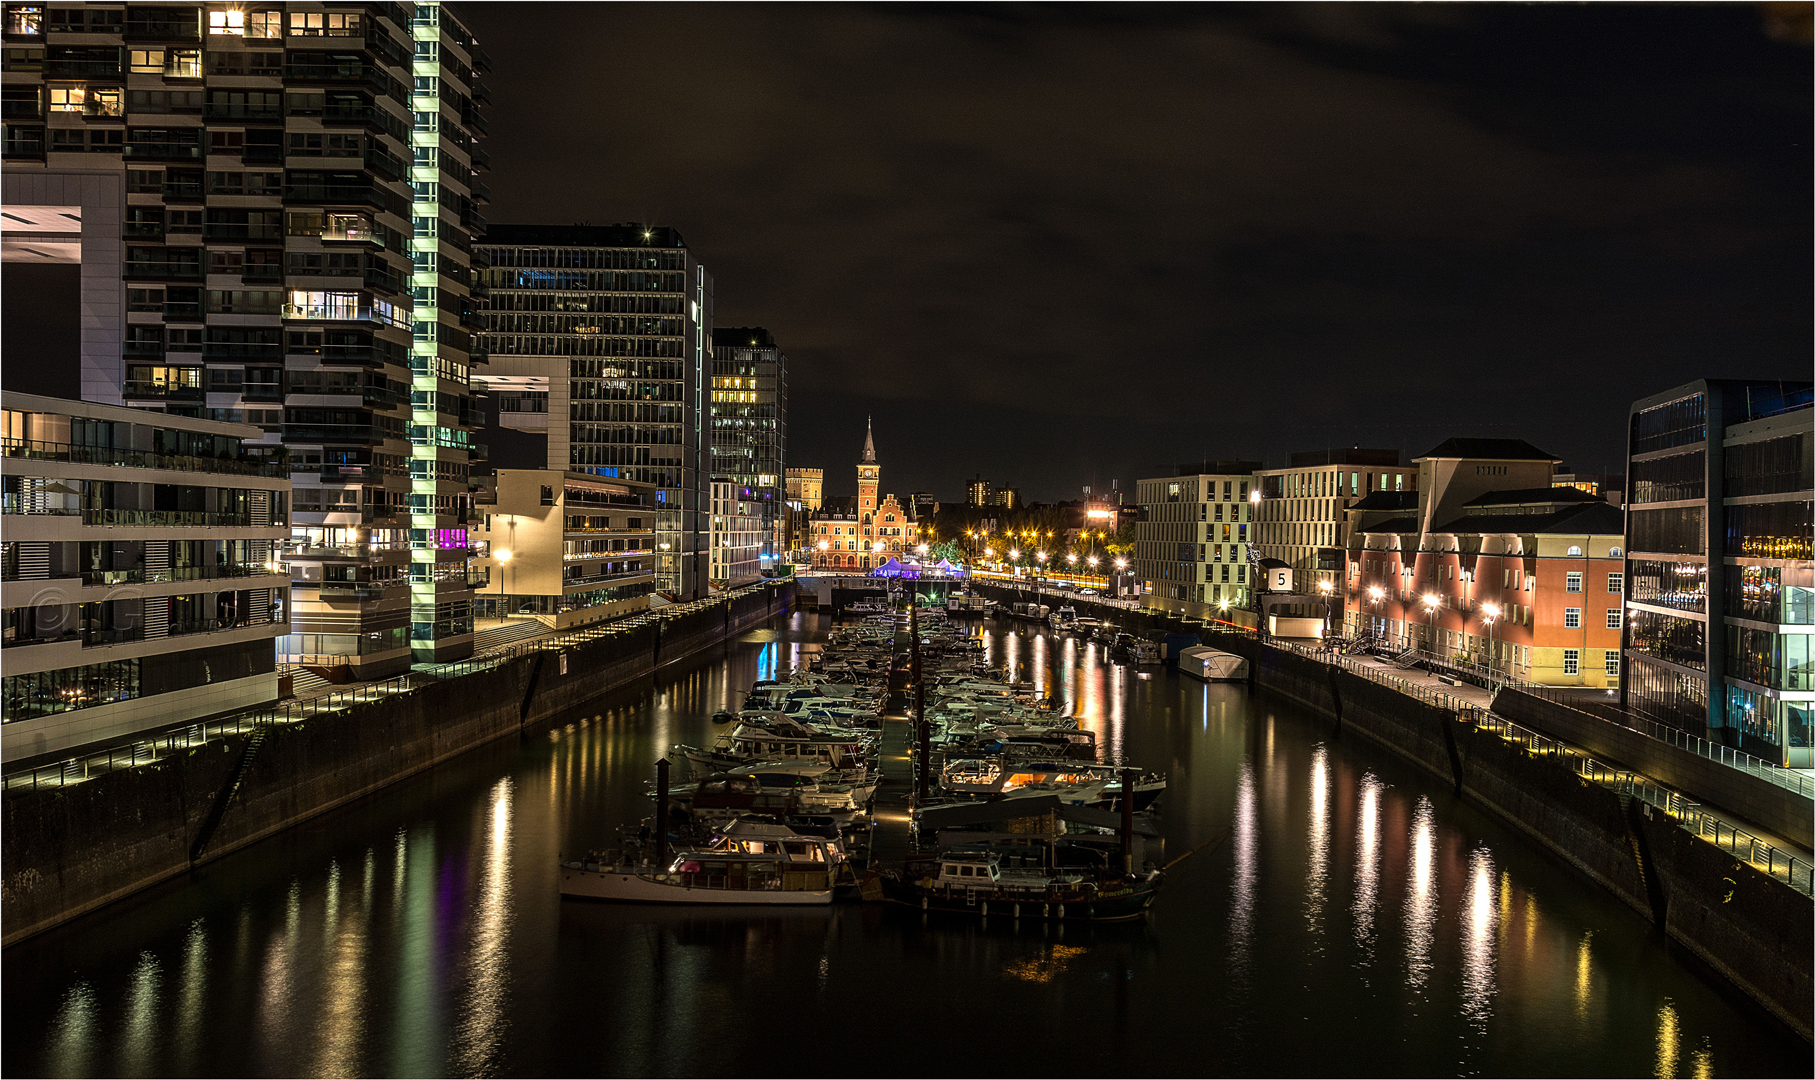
[{"x1": 189, "y1": 727, "x2": 268, "y2": 863}]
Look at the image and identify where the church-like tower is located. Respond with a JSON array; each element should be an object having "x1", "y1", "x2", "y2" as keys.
[{"x1": 857, "y1": 415, "x2": 879, "y2": 522}]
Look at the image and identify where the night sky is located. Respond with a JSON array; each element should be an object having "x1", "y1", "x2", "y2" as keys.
[{"x1": 463, "y1": 3, "x2": 1812, "y2": 502}]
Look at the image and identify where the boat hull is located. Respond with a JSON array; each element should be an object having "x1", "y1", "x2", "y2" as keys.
[{"x1": 560, "y1": 865, "x2": 834, "y2": 905}]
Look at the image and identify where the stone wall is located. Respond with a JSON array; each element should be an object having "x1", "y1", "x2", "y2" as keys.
[{"x1": 1, "y1": 581, "x2": 794, "y2": 945}]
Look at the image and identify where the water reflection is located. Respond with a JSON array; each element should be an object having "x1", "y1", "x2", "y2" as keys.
[
  {"x1": 451, "y1": 778, "x2": 515, "y2": 1076},
  {"x1": 1353, "y1": 772, "x2": 1382, "y2": 968},
  {"x1": 1404, "y1": 796, "x2": 1437, "y2": 992},
  {"x1": 45, "y1": 981, "x2": 96, "y2": 1078},
  {"x1": 1459, "y1": 848, "x2": 1497, "y2": 1028},
  {"x1": 1305, "y1": 744, "x2": 1329, "y2": 936},
  {"x1": 4, "y1": 616, "x2": 1806, "y2": 1078}
]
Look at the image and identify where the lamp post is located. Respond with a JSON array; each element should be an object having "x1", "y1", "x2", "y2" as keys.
[
  {"x1": 1481, "y1": 601, "x2": 1502, "y2": 683},
  {"x1": 1422, "y1": 592, "x2": 1440, "y2": 660},
  {"x1": 494, "y1": 548, "x2": 512, "y2": 619},
  {"x1": 1317, "y1": 579, "x2": 1333, "y2": 645},
  {"x1": 1367, "y1": 584, "x2": 1384, "y2": 644}
]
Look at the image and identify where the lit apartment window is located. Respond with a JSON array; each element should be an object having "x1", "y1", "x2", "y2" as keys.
[
  {"x1": 1606, "y1": 608, "x2": 1622, "y2": 629},
  {"x1": 1608, "y1": 572, "x2": 1623, "y2": 594},
  {"x1": 208, "y1": 9, "x2": 245, "y2": 34},
  {"x1": 1563, "y1": 649, "x2": 1580, "y2": 676},
  {"x1": 246, "y1": 10, "x2": 281, "y2": 37},
  {"x1": 1564, "y1": 608, "x2": 1581, "y2": 629},
  {"x1": 7, "y1": 5, "x2": 42, "y2": 35},
  {"x1": 1566, "y1": 571, "x2": 1583, "y2": 593}
]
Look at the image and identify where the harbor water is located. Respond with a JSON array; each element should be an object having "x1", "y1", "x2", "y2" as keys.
[{"x1": 3, "y1": 613, "x2": 1806, "y2": 1076}]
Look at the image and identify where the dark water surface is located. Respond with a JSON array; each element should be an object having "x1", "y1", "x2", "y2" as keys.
[{"x1": 4, "y1": 614, "x2": 1806, "y2": 1077}]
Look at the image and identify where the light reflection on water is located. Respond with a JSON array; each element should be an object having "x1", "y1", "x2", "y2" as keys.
[{"x1": 3, "y1": 616, "x2": 1807, "y2": 1078}]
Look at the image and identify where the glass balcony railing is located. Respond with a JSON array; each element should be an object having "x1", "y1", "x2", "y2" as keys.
[{"x1": 0, "y1": 438, "x2": 285, "y2": 478}]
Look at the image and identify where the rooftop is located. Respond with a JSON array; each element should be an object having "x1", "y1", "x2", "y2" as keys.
[
  {"x1": 1175, "y1": 460, "x2": 1264, "y2": 477},
  {"x1": 1285, "y1": 447, "x2": 1400, "y2": 468},
  {"x1": 1347, "y1": 490, "x2": 1420, "y2": 512},
  {"x1": 1464, "y1": 486, "x2": 1606, "y2": 507},
  {"x1": 477, "y1": 223, "x2": 688, "y2": 249},
  {"x1": 1428, "y1": 502, "x2": 1625, "y2": 537},
  {"x1": 713, "y1": 327, "x2": 777, "y2": 349},
  {"x1": 1415, "y1": 437, "x2": 1558, "y2": 462}
]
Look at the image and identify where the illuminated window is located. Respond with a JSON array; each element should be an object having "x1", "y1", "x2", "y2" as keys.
[
  {"x1": 246, "y1": 10, "x2": 281, "y2": 37},
  {"x1": 130, "y1": 48, "x2": 165, "y2": 73},
  {"x1": 47, "y1": 85, "x2": 82, "y2": 111},
  {"x1": 208, "y1": 9, "x2": 245, "y2": 34}
]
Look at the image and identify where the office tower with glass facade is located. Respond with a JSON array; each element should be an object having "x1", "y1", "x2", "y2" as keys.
[
  {"x1": 709, "y1": 326, "x2": 785, "y2": 565},
  {"x1": 474, "y1": 224, "x2": 713, "y2": 599},
  {"x1": 1623, "y1": 379, "x2": 1814, "y2": 766},
  {"x1": 0, "y1": 1, "x2": 488, "y2": 679}
]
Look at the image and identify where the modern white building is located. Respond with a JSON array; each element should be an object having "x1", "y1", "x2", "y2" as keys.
[
  {"x1": 1254, "y1": 449, "x2": 1413, "y2": 598},
  {"x1": 472, "y1": 470, "x2": 657, "y2": 631},
  {"x1": 709, "y1": 480, "x2": 763, "y2": 589},
  {"x1": 1134, "y1": 460, "x2": 1261, "y2": 620},
  {"x1": 1, "y1": 394, "x2": 290, "y2": 764}
]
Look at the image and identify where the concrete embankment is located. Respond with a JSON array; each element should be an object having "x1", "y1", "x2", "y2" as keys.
[
  {"x1": 963, "y1": 582, "x2": 1811, "y2": 1040},
  {"x1": 1, "y1": 583, "x2": 793, "y2": 946}
]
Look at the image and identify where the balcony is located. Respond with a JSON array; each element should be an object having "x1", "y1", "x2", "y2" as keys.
[
  {"x1": 80, "y1": 564, "x2": 277, "y2": 587},
  {"x1": 123, "y1": 259, "x2": 204, "y2": 282},
  {"x1": 203, "y1": 103, "x2": 283, "y2": 123},
  {"x1": 241, "y1": 266, "x2": 284, "y2": 286},
  {"x1": 44, "y1": 58, "x2": 125, "y2": 79},
  {"x1": 315, "y1": 581, "x2": 400, "y2": 602},
  {"x1": 0, "y1": 438, "x2": 286, "y2": 478},
  {"x1": 203, "y1": 342, "x2": 283, "y2": 362},
  {"x1": 121, "y1": 380, "x2": 204, "y2": 402},
  {"x1": 169, "y1": 612, "x2": 282, "y2": 638},
  {"x1": 124, "y1": 15, "x2": 202, "y2": 41},
  {"x1": 203, "y1": 222, "x2": 283, "y2": 242},
  {"x1": 122, "y1": 140, "x2": 204, "y2": 162},
  {"x1": 123, "y1": 221, "x2": 165, "y2": 240},
  {"x1": 83, "y1": 509, "x2": 255, "y2": 528}
]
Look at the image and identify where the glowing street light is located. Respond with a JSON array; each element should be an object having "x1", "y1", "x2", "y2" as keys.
[
  {"x1": 494, "y1": 549, "x2": 513, "y2": 563},
  {"x1": 1422, "y1": 592, "x2": 1441, "y2": 654}
]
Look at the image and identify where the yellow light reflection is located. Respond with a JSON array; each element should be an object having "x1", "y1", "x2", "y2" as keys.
[
  {"x1": 1655, "y1": 1000, "x2": 1679, "y2": 1079},
  {"x1": 1575, "y1": 931, "x2": 1594, "y2": 1022},
  {"x1": 1404, "y1": 796, "x2": 1437, "y2": 990},
  {"x1": 1230, "y1": 763, "x2": 1258, "y2": 981},
  {"x1": 1460, "y1": 848, "x2": 1497, "y2": 1026},
  {"x1": 1306, "y1": 745, "x2": 1329, "y2": 934},
  {"x1": 1353, "y1": 773, "x2": 1381, "y2": 959},
  {"x1": 121, "y1": 950, "x2": 163, "y2": 1077},
  {"x1": 1002, "y1": 943, "x2": 1087, "y2": 983},
  {"x1": 452, "y1": 777, "x2": 515, "y2": 1076}
]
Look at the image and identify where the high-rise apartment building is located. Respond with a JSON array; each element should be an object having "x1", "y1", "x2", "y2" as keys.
[
  {"x1": 1255, "y1": 449, "x2": 1408, "y2": 596},
  {"x1": 1623, "y1": 380, "x2": 1813, "y2": 766},
  {"x1": 966, "y1": 475, "x2": 992, "y2": 508},
  {"x1": 1, "y1": 1, "x2": 489, "y2": 679},
  {"x1": 473, "y1": 224, "x2": 713, "y2": 600},
  {"x1": 2, "y1": 394, "x2": 291, "y2": 763},
  {"x1": 709, "y1": 326, "x2": 785, "y2": 564},
  {"x1": 1134, "y1": 461, "x2": 1260, "y2": 620}
]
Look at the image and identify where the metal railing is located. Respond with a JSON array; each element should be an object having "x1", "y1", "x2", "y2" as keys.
[
  {"x1": 1473, "y1": 710, "x2": 1812, "y2": 897},
  {"x1": 2, "y1": 582, "x2": 781, "y2": 793},
  {"x1": 1502, "y1": 679, "x2": 1814, "y2": 800}
]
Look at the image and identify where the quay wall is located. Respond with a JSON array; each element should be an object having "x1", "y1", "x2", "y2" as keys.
[
  {"x1": 962, "y1": 583, "x2": 1811, "y2": 1039},
  {"x1": 1, "y1": 582, "x2": 793, "y2": 946},
  {"x1": 1491, "y1": 688, "x2": 1813, "y2": 850}
]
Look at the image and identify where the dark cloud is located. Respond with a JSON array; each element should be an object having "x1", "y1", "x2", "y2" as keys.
[{"x1": 461, "y1": 2, "x2": 1811, "y2": 500}]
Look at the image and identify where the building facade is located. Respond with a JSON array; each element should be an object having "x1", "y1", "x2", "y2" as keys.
[
  {"x1": 472, "y1": 469, "x2": 655, "y2": 631},
  {"x1": 784, "y1": 467, "x2": 822, "y2": 512},
  {"x1": 1, "y1": 1, "x2": 491, "y2": 678},
  {"x1": 2, "y1": 394, "x2": 290, "y2": 763},
  {"x1": 1343, "y1": 438, "x2": 1628, "y2": 688},
  {"x1": 708, "y1": 479, "x2": 762, "y2": 588},
  {"x1": 1623, "y1": 380, "x2": 1813, "y2": 765},
  {"x1": 1134, "y1": 461, "x2": 1260, "y2": 620},
  {"x1": 709, "y1": 326, "x2": 785, "y2": 565},
  {"x1": 809, "y1": 419, "x2": 919, "y2": 572},
  {"x1": 1255, "y1": 449, "x2": 1408, "y2": 598},
  {"x1": 474, "y1": 223, "x2": 713, "y2": 600}
]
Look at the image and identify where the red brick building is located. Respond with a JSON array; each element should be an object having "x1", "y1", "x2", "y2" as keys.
[
  {"x1": 809, "y1": 419, "x2": 920, "y2": 572},
  {"x1": 1346, "y1": 439, "x2": 1626, "y2": 687}
]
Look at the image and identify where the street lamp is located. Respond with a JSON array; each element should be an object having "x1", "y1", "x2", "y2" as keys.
[
  {"x1": 1366, "y1": 584, "x2": 1384, "y2": 643},
  {"x1": 1422, "y1": 592, "x2": 1440, "y2": 657},
  {"x1": 1317, "y1": 579, "x2": 1333, "y2": 642},
  {"x1": 1481, "y1": 601, "x2": 1502, "y2": 681}
]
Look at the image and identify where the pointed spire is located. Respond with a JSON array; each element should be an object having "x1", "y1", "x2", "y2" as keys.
[{"x1": 861, "y1": 415, "x2": 876, "y2": 464}]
